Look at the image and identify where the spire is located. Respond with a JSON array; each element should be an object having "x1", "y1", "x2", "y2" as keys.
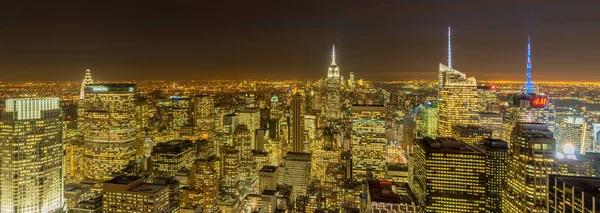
[
  {"x1": 448, "y1": 26, "x2": 452, "y2": 70},
  {"x1": 525, "y1": 36, "x2": 534, "y2": 94},
  {"x1": 331, "y1": 44, "x2": 336, "y2": 65}
]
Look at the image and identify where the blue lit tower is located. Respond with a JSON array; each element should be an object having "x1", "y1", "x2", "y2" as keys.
[{"x1": 525, "y1": 36, "x2": 534, "y2": 94}]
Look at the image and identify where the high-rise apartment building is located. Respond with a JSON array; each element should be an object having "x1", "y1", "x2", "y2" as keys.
[
  {"x1": 410, "y1": 137, "x2": 486, "y2": 212},
  {"x1": 103, "y1": 176, "x2": 169, "y2": 212},
  {"x1": 0, "y1": 98, "x2": 64, "y2": 212},
  {"x1": 504, "y1": 123, "x2": 556, "y2": 213},
  {"x1": 351, "y1": 105, "x2": 387, "y2": 180},
  {"x1": 82, "y1": 84, "x2": 137, "y2": 181},
  {"x1": 472, "y1": 139, "x2": 508, "y2": 213},
  {"x1": 547, "y1": 175, "x2": 600, "y2": 212},
  {"x1": 291, "y1": 92, "x2": 304, "y2": 152}
]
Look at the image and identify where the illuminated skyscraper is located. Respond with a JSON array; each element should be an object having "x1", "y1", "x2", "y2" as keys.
[
  {"x1": 479, "y1": 113, "x2": 503, "y2": 139},
  {"x1": 236, "y1": 108, "x2": 260, "y2": 149},
  {"x1": 417, "y1": 102, "x2": 437, "y2": 139},
  {"x1": 151, "y1": 140, "x2": 196, "y2": 178},
  {"x1": 283, "y1": 152, "x2": 311, "y2": 202},
  {"x1": 410, "y1": 137, "x2": 486, "y2": 212},
  {"x1": 291, "y1": 92, "x2": 304, "y2": 152},
  {"x1": 351, "y1": 105, "x2": 387, "y2": 180},
  {"x1": 502, "y1": 37, "x2": 555, "y2": 142},
  {"x1": 547, "y1": 175, "x2": 600, "y2": 212},
  {"x1": 221, "y1": 146, "x2": 240, "y2": 197},
  {"x1": 187, "y1": 155, "x2": 220, "y2": 213},
  {"x1": 472, "y1": 139, "x2": 508, "y2": 213},
  {"x1": 79, "y1": 69, "x2": 93, "y2": 100},
  {"x1": 556, "y1": 116, "x2": 592, "y2": 155},
  {"x1": 503, "y1": 123, "x2": 556, "y2": 213},
  {"x1": 83, "y1": 84, "x2": 137, "y2": 181},
  {"x1": 192, "y1": 95, "x2": 215, "y2": 137},
  {"x1": 270, "y1": 95, "x2": 281, "y2": 120},
  {"x1": 437, "y1": 28, "x2": 479, "y2": 137},
  {"x1": 0, "y1": 98, "x2": 63, "y2": 212},
  {"x1": 324, "y1": 45, "x2": 342, "y2": 120}
]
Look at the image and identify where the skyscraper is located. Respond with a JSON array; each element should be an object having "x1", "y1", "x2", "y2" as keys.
[
  {"x1": 103, "y1": 176, "x2": 170, "y2": 212},
  {"x1": 83, "y1": 84, "x2": 137, "y2": 181},
  {"x1": 472, "y1": 139, "x2": 508, "y2": 213},
  {"x1": 351, "y1": 105, "x2": 387, "y2": 180},
  {"x1": 283, "y1": 152, "x2": 312, "y2": 202},
  {"x1": 151, "y1": 140, "x2": 196, "y2": 178},
  {"x1": 417, "y1": 102, "x2": 437, "y2": 139},
  {"x1": 410, "y1": 137, "x2": 486, "y2": 212},
  {"x1": 291, "y1": 92, "x2": 304, "y2": 152},
  {"x1": 547, "y1": 175, "x2": 600, "y2": 212},
  {"x1": 0, "y1": 98, "x2": 63, "y2": 212},
  {"x1": 437, "y1": 27, "x2": 480, "y2": 137},
  {"x1": 556, "y1": 116, "x2": 592, "y2": 155},
  {"x1": 503, "y1": 123, "x2": 556, "y2": 213},
  {"x1": 79, "y1": 69, "x2": 93, "y2": 99},
  {"x1": 324, "y1": 45, "x2": 342, "y2": 120},
  {"x1": 502, "y1": 37, "x2": 555, "y2": 142},
  {"x1": 187, "y1": 155, "x2": 220, "y2": 213}
]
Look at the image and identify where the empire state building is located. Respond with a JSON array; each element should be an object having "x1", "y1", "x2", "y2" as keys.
[{"x1": 323, "y1": 45, "x2": 342, "y2": 120}]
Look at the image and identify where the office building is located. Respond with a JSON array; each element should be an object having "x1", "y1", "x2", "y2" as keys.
[
  {"x1": 437, "y1": 27, "x2": 480, "y2": 137},
  {"x1": 556, "y1": 116, "x2": 593, "y2": 155},
  {"x1": 503, "y1": 123, "x2": 556, "y2": 213},
  {"x1": 103, "y1": 176, "x2": 169, "y2": 212},
  {"x1": 410, "y1": 137, "x2": 486, "y2": 212},
  {"x1": 351, "y1": 105, "x2": 387, "y2": 180},
  {"x1": 452, "y1": 124, "x2": 493, "y2": 146},
  {"x1": 82, "y1": 84, "x2": 137, "y2": 181},
  {"x1": 311, "y1": 149, "x2": 340, "y2": 184},
  {"x1": 236, "y1": 108, "x2": 260, "y2": 149},
  {"x1": 291, "y1": 92, "x2": 304, "y2": 152},
  {"x1": 324, "y1": 45, "x2": 342, "y2": 120},
  {"x1": 221, "y1": 146, "x2": 240, "y2": 197},
  {"x1": 367, "y1": 181, "x2": 420, "y2": 213},
  {"x1": 283, "y1": 152, "x2": 312, "y2": 202},
  {"x1": 192, "y1": 95, "x2": 215, "y2": 133},
  {"x1": 502, "y1": 37, "x2": 555, "y2": 142},
  {"x1": 187, "y1": 155, "x2": 220, "y2": 213},
  {"x1": 151, "y1": 140, "x2": 196, "y2": 178},
  {"x1": 0, "y1": 98, "x2": 63, "y2": 212},
  {"x1": 472, "y1": 139, "x2": 508, "y2": 213},
  {"x1": 418, "y1": 102, "x2": 437, "y2": 139},
  {"x1": 547, "y1": 175, "x2": 600, "y2": 212},
  {"x1": 479, "y1": 113, "x2": 503, "y2": 139},
  {"x1": 259, "y1": 166, "x2": 279, "y2": 193}
]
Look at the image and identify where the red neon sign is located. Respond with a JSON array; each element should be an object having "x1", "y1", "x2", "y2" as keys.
[{"x1": 531, "y1": 97, "x2": 548, "y2": 107}]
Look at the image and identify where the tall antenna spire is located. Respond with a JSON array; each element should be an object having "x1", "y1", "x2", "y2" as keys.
[
  {"x1": 331, "y1": 44, "x2": 336, "y2": 65},
  {"x1": 448, "y1": 26, "x2": 452, "y2": 71},
  {"x1": 525, "y1": 36, "x2": 534, "y2": 94}
]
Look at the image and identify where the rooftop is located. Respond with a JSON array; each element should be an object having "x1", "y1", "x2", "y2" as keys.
[
  {"x1": 550, "y1": 175, "x2": 600, "y2": 198},
  {"x1": 105, "y1": 176, "x2": 143, "y2": 185},
  {"x1": 418, "y1": 137, "x2": 483, "y2": 155},
  {"x1": 130, "y1": 183, "x2": 168, "y2": 194},
  {"x1": 260, "y1": 165, "x2": 279, "y2": 173},
  {"x1": 368, "y1": 180, "x2": 416, "y2": 204},
  {"x1": 285, "y1": 152, "x2": 312, "y2": 161}
]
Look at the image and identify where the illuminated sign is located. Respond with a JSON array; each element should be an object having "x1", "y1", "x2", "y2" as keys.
[
  {"x1": 531, "y1": 96, "x2": 548, "y2": 108},
  {"x1": 92, "y1": 86, "x2": 108, "y2": 92}
]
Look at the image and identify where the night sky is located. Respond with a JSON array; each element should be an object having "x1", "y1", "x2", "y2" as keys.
[{"x1": 1, "y1": 0, "x2": 600, "y2": 81}]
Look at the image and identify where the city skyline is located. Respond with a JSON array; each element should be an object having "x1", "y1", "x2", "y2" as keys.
[{"x1": 1, "y1": 1, "x2": 600, "y2": 81}]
